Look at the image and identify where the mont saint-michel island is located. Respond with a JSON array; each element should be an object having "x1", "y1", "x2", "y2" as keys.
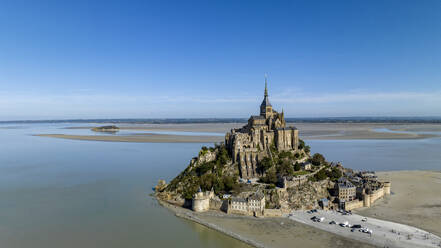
[{"x1": 155, "y1": 82, "x2": 441, "y2": 248}]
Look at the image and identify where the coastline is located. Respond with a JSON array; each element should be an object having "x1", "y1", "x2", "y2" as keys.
[
  {"x1": 156, "y1": 170, "x2": 441, "y2": 248},
  {"x1": 156, "y1": 198, "x2": 376, "y2": 248}
]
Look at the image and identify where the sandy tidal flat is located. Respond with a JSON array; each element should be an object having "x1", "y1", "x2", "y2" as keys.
[
  {"x1": 35, "y1": 133, "x2": 224, "y2": 143},
  {"x1": 355, "y1": 171, "x2": 441, "y2": 237},
  {"x1": 38, "y1": 123, "x2": 441, "y2": 143}
]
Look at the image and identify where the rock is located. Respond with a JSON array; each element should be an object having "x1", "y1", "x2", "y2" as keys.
[{"x1": 155, "y1": 179, "x2": 167, "y2": 192}]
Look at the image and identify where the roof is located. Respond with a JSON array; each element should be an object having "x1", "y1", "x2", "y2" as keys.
[
  {"x1": 277, "y1": 127, "x2": 298, "y2": 131},
  {"x1": 261, "y1": 95, "x2": 272, "y2": 108},
  {"x1": 338, "y1": 180, "x2": 355, "y2": 189},
  {"x1": 231, "y1": 197, "x2": 247, "y2": 203},
  {"x1": 248, "y1": 192, "x2": 265, "y2": 201},
  {"x1": 261, "y1": 79, "x2": 272, "y2": 108},
  {"x1": 250, "y1": 115, "x2": 265, "y2": 120}
]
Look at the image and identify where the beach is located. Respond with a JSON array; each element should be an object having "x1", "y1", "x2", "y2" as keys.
[
  {"x1": 158, "y1": 200, "x2": 376, "y2": 248},
  {"x1": 158, "y1": 170, "x2": 441, "y2": 248},
  {"x1": 355, "y1": 171, "x2": 441, "y2": 237}
]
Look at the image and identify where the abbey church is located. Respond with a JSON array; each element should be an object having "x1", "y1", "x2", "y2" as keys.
[{"x1": 225, "y1": 78, "x2": 299, "y2": 179}]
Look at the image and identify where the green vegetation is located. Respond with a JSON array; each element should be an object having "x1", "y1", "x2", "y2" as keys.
[
  {"x1": 257, "y1": 157, "x2": 272, "y2": 174},
  {"x1": 292, "y1": 170, "x2": 308, "y2": 176},
  {"x1": 309, "y1": 165, "x2": 342, "y2": 182},
  {"x1": 298, "y1": 139, "x2": 310, "y2": 153},
  {"x1": 310, "y1": 153, "x2": 326, "y2": 166},
  {"x1": 260, "y1": 168, "x2": 278, "y2": 184},
  {"x1": 166, "y1": 143, "x2": 238, "y2": 199}
]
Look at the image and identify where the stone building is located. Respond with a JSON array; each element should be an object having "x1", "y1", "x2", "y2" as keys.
[
  {"x1": 338, "y1": 179, "x2": 392, "y2": 211},
  {"x1": 225, "y1": 78, "x2": 299, "y2": 179},
  {"x1": 191, "y1": 187, "x2": 214, "y2": 212},
  {"x1": 228, "y1": 192, "x2": 265, "y2": 216},
  {"x1": 336, "y1": 178, "x2": 356, "y2": 201}
]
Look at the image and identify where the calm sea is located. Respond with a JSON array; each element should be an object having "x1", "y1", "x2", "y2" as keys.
[{"x1": 0, "y1": 123, "x2": 440, "y2": 248}]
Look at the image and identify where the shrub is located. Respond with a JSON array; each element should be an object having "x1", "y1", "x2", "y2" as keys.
[
  {"x1": 257, "y1": 157, "x2": 273, "y2": 174},
  {"x1": 311, "y1": 153, "x2": 326, "y2": 166},
  {"x1": 277, "y1": 159, "x2": 294, "y2": 176},
  {"x1": 314, "y1": 168, "x2": 328, "y2": 181}
]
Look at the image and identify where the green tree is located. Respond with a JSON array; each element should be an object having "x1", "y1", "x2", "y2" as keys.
[
  {"x1": 314, "y1": 168, "x2": 328, "y2": 181},
  {"x1": 277, "y1": 160, "x2": 294, "y2": 176},
  {"x1": 262, "y1": 168, "x2": 278, "y2": 184},
  {"x1": 311, "y1": 153, "x2": 326, "y2": 166},
  {"x1": 294, "y1": 162, "x2": 301, "y2": 171},
  {"x1": 257, "y1": 157, "x2": 273, "y2": 174}
]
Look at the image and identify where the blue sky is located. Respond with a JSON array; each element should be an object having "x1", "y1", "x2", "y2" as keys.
[{"x1": 1, "y1": 0, "x2": 440, "y2": 120}]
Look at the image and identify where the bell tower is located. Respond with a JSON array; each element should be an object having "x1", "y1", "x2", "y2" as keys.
[{"x1": 260, "y1": 75, "x2": 272, "y2": 118}]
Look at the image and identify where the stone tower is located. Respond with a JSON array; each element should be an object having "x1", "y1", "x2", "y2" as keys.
[{"x1": 260, "y1": 75, "x2": 273, "y2": 118}]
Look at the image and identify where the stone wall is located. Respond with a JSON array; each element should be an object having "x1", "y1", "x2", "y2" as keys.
[
  {"x1": 369, "y1": 187, "x2": 385, "y2": 205},
  {"x1": 192, "y1": 198, "x2": 210, "y2": 212},
  {"x1": 264, "y1": 208, "x2": 283, "y2": 217},
  {"x1": 344, "y1": 199, "x2": 364, "y2": 211}
]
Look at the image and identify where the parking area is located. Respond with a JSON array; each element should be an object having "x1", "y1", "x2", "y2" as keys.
[{"x1": 287, "y1": 209, "x2": 441, "y2": 248}]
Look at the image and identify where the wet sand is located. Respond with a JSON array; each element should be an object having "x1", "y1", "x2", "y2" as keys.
[
  {"x1": 159, "y1": 170, "x2": 441, "y2": 248},
  {"x1": 355, "y1": 170, "x2": 441, "y2": 237},
  {"x1": 159, "y1": 200, "x2": 375, "y2": 248},
  {"x1": 35, "y1": 133, "x2": 224, "y2": 143},
  {"x1": 38, "y1": 123, "x2": 440, "y2": 143}
]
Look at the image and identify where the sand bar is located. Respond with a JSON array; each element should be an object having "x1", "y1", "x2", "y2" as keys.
[
  {"x1": 35, "y1": 133, "x2": 224, "y2": 143},
  {"x1": 38, "y1": 123, "x2": 440, "y2": 143}
]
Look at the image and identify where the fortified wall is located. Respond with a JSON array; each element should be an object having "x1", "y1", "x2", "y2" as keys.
[{"x1": 343, "y1": 182, "x2": 391, "y2": 211}]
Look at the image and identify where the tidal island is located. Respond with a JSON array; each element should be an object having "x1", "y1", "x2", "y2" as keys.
[
  {"x1": 156, "y1": 80, "x2": 390, "y2": 215},
  {"x1": 155, "y1": 79, "x2": 440, "y2": 248}
]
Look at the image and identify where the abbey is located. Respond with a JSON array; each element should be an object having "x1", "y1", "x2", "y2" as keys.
[{"x1": 225, "y1": 78, "x2": 299, "y2": 179}]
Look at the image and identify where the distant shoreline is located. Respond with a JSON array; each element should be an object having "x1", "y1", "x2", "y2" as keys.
[{"x1": 4, "y1": 117, "x2": 441, "y2": 124}]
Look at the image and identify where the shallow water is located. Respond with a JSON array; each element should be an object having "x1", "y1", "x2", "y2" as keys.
[
  {"x1": 0, "y1": 123, "x2": 249, "y2": 248},
  {"x1": 0, "y1": 123, "x2": 440, "y2": 248},
  {"x1": 308, "y1": 137, "x2": 441, "y2": 171}
]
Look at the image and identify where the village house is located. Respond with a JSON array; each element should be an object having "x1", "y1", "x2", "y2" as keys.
[{"x1": 228, "y1": 192, "x2": 265, "y2": 216}]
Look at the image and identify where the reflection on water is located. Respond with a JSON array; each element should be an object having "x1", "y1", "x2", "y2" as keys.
[{"x1": 0, "y1": 123, "x2": 440, "y2": 248}]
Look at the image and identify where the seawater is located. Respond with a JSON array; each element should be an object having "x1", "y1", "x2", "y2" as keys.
[
  {"x1": 0, "y1": 123, "x2": 440, "y2": 248},
  {"x1": 0, "y1": 123, "x2": 250, "y2": 248}
]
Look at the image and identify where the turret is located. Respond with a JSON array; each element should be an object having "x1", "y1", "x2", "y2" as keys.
[{"x1": 383, "y1": 182, "x2": 391, "y2": 195}]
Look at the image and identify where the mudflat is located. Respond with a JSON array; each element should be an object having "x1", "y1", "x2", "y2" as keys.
[
  {"x1": 355, "y1": 170, "x2": 441, "y2": 237},
  {"x1": 159, "y1": 170, "x2": 441, "y2": 248},
  {"x1": 39, "y1": 123, "x2": 440, "y2": 143},
  {"x1": 35, "y1": 133, "x2": 224, "y2": 143}
]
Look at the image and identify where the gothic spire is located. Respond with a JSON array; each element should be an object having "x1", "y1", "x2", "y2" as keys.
[{"x1": 264, "y1": 74, "x2": 268, "y2": 97}]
